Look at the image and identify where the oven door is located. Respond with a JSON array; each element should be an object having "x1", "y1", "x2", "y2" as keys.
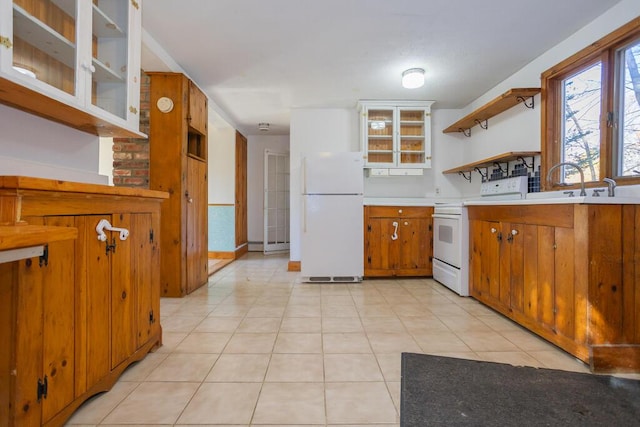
[{"x1": 432, "y1": 214, "x2": 461, "y2": 268}]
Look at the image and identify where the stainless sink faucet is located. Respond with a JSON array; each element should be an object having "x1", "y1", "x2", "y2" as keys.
[
  {"x1": 546, "y1": 162, "x2": 587, "y2": 196},
  {"x1": 603, "y1": 177, "x2": 616, "y2": 197}
]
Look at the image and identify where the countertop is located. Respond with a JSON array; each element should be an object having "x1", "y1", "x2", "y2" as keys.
[{"x1": 363, "y1": 197, "x2": 440, "y2": 206}]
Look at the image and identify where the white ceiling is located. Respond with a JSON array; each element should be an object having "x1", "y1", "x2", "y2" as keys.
[{"x1": 141, "y1": 0, "x2": 621, "y2": 136}]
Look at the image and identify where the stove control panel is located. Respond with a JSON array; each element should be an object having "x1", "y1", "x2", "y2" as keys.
[{"x1": 480, "y1": 176, "x2": 528, "y2": 197}]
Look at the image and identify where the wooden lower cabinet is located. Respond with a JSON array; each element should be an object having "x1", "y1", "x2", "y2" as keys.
[
  {"x1": 364, "y1": 206, "x2": 433, "y2": 277},
  {"x1": 469, "y1": 204, "x2": 640, "y2": 373},
  {"x1": 0, "y1": 176, "x2": 167, "y2": 426}
]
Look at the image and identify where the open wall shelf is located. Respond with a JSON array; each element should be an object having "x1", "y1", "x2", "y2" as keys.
[
  {"x1": 443, "y1": 88, "x2": 541, "y2": 136},
  {"x1": 442, "y1": 151, "x2": 540, "y2": 181}
]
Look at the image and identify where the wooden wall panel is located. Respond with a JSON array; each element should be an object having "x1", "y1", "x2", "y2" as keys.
[{"x1": 235, "y1": 131, "x2": 248, "y2": 249}]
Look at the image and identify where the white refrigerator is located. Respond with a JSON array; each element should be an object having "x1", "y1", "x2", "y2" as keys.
[{"x1": 301, "y1": 152, "x2": 364, "y2": 282}]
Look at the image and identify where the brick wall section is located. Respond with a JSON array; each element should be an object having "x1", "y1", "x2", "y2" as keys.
[{"x1": 113, "y1": 71, "x2": 150, "y2": 188}]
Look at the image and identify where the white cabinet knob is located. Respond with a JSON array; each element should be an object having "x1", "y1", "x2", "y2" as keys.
[
  {"x1": 491, "y1": 227, "x2": 497, "y2": 233},
  {"x1": 398, "y1": 209, "x2": 403, "y2": 214},
  {"x1": 511, "y1": 229, "x2": 518, "y2": 235},
  {"x1": 404, "y1": 221, "x2": 408, "y2": 226}
]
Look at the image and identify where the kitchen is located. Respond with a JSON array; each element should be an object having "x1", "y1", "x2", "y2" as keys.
[{"x1": 1, "y1": 0, "x2": 640, "y2": 425}]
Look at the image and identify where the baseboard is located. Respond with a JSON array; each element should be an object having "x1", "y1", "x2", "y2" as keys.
[
  {"x1": 235, "y1": 243, "x2": 248, "y2": 258},
  {"x1": 208, "y1": 251, "x2": 234, "y2": 259},
  {"x1": 288, "y1": 260, "x2": 301, "y2": 272}
]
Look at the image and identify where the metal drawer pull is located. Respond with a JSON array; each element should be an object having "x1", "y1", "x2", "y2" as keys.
[
  {"x1": 96, "y1": 219, "x2": 129, "y2": 241},
  {"x1": 391, "y1": 221, "x2": 399, "y2": 240}
]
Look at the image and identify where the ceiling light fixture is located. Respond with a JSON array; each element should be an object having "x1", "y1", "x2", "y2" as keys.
[
  {"x1": 402, "y1": 68, "x2": 425, "y2": 89},
  {"x1": 258, "y1": 122, "x2": 270, "y2": 131}
]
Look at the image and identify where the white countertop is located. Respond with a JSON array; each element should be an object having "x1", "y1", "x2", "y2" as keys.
[
  {"x1": 464, "y1": 196, "x2": 640, "y2": 205},
  {"x1": 363, "y1": 197, "x2": 439, "y2": 206}
]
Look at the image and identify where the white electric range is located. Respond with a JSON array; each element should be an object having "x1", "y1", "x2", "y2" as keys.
[{"x1": 432, "y1": 176, "x2": 529, "y2": 296}]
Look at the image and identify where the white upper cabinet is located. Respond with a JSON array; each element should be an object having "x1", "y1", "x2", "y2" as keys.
[
  {"x1": 358, "y1": 100, "x2": 434, "y2": 169},
  {"x1": 0, "y1": 0, "x2": 142, "y2": 137}
]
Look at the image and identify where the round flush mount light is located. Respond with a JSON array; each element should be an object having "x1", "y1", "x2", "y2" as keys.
[
  {"x1": 402, "y1": 68, "x2": 425, "y2": 89},
  {"x1": 258, "y1": 122, "x2": 270, "y2": 131}
]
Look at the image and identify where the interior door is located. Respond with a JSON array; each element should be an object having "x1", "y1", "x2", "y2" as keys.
[
  {"x1": 186, "y1": 157, "x2": 208, "y2": 293},
  {"x1": 264, "y1": 150, "x2": 290, "y2": 254}
]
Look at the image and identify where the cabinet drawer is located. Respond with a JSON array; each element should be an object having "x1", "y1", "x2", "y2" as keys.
[{"x1": 366, "y1": 205, "x2": 433, "y2": 218}]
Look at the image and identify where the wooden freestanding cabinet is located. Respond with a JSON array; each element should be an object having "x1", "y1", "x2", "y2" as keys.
[
  {"x1": 148, "y1": 72, "x2": 209, "y2": 297},
  {"x1": 364, "y1": 206, "x2": 433, "y2": 277},
  {"x1": 0, "y1": 176, "x2": 167, "y2": 426}
]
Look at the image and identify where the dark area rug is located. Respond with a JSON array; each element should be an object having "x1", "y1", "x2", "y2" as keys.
[{"x1": 401, "y1": 353, "x2": 640, "y2": 426}]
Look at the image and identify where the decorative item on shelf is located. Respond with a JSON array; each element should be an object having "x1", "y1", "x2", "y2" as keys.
[
  {"x1": 401, "y1": 68, "x2": 425, "y2": 89},
  {"x1": 258, "y1": 122, "x2": 270, "y2": 131}
]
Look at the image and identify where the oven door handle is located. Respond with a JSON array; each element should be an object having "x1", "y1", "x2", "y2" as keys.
[{"x1": 432, "y1": 214, "x2": 461, "y2": 220}]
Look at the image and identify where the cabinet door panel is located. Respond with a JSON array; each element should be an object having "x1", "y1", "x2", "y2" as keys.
[
  {"x1": 111, "y1": 214, "x2": 135, "y2": 368},
  {"x1": 188, "y1": 81, "x2": 208, "y2": 135},
  {"x1": 483, "y1": 221, "x2": 501, "y2": 302},
  {"x1": 537, "y1": 226, "x2": 556, "y2": 329},
  {"x1": 508, "y1": 223, "x2": 525, "y2": 312},
  {"x1": 399, "y1": 218, "x2": 430, "y2": 271},
  {"x1": 77, "y1": 215, "x2": 111, "y2": 390},
  {"x1": 366, "y1": 218, "x2": 398, "y2": 271},
  {"x1": 14, "y1": 252, "x2": 44, "y2": 427},
  {"x1": 522, "y1": 224, "x2": 539, "y2": 320},
  {"x1": 133, "y1": 214, "x2": 156, "y2": 348},
  {"x1": 554, "y1": 226, "x2": 575, "y2": 339},
  {"x1": 41, "y1": 218, "x2": 76, "y2": 423}
]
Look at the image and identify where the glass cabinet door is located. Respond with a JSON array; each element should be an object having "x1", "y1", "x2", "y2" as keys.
[
  {"x1": 366, "y1": 108, "x2": 395, "y2": 164},
  {"x1": 398, "y1": 108, "x2": 426, "y2": 166},
  {"x1": 10, "y1": 0, "x2": 78, "y2": 96},
  {"x1": 90, "y1": 0, "x2": 129, "y2": 120}
]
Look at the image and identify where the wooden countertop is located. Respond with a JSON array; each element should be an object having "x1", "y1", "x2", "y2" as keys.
[
  {"x1": 0, "y1": 176, "x2": 169, "y2": 199},
  {"x1": 0, "y1": 225, "x2": 78, "y2": 251}
]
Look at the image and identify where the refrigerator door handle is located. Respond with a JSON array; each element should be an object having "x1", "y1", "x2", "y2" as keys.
[
  {"x1": 302, "y1": 197, "x2": 307, "y2": 233},
  {"x1": 302, "y1": 157, "x2": 307, "y2": 195},
  {"x1": 391, "y1": 221, "x2": 399, "y2": 240}
]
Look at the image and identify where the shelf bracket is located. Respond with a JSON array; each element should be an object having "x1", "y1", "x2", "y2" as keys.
[
  {"x1": 474, "y1": 167, "x2": 488, "y2": 181},
  {"x1": 474, "y1": 119, "x2": 488, "y2": 130},
  {"x1": 459, "y1": 128, "x2": 471, "y2": 137},
  {"x1": 458, "y1": 171, "x2": 472, "y2": 182},
  {"x1": 516, "y1": 95, "x2": 535, "y2": 109},
  {"x1": 492, "y1": 162, "x2": 507, "y2": 174},
  {"x1": 517, "y1": 156, "x2": 535, "y2": 170}
]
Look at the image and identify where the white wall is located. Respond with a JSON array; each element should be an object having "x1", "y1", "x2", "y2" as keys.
[
  {"x1": 0, "y1": 104, "x2": 106, "y2": 184},
  {"x1": 445, "y1": 0, "x2": 640, "y2": 197},
  {"x1": 247, "y1": 135, "x2": 290, "y2": 246},
  {"x1": 208, "y1": 119, "x2": 236, "y2": 204},
  {"x1": 289, "y1": 108, "x2": 359, "y2": 261}
]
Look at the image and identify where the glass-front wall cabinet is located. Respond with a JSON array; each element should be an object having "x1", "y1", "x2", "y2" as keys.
[
  {"x1": 0, "y1": 0, "x2": 141, "y2": 134},
  {"x1": 359, "y1": 101, "x2": 434, "y2": 168}
]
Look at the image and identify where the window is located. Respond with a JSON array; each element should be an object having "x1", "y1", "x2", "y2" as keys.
[{"x1": 542, "y1": 18, "x2": 640, "y2": 189}]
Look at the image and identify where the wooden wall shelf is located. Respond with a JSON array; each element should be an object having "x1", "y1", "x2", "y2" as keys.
[
  {"x1": 442, "y1": 151, "x2": 540, "y2": 179},
  {"x1": 443, "y1": 88, "x2": 541, "y2": 136}
]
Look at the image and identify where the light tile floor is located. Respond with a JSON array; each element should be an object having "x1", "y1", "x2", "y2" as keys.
[{"x1": 66, "y1": 252, "x2": 610, "y2": 426}]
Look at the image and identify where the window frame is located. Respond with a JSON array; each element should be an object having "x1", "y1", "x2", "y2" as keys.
[{"x1": 542, "y1": 17, "x2": 640, "y2": 191}]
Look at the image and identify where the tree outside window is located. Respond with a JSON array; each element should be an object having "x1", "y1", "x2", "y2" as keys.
[{"x1": 543, "y1": 18, "x2": 640, "y2": 189}]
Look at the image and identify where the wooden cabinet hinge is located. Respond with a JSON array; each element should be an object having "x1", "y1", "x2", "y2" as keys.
[
  {"x1": 367, "y1": 256, "x2": 371, "y2": 264},
  {"x1": 367, "y1": 225, "x2": 371, "y2": 232},
  {"x1": 149, "y1": 229, "x2": 154, "y2": 243},
  {"x1": 130, "y1": 0, "x2": 139, "y2": 10},
  {"x1": 149, "y1": 309, "x2": 156, "y2": 324},
  {"x1": 129, "y1": 106, "x2": 138, "y2": 115},
  {"x1": 39, "y1": 244, "x2": 49, "y2": 267},
  {"x1": 0, "y1": 36, "x2": 12, "y2": 49},
  {"x1": 37, "y1": 375, "x2": 48, "y2": 401}
]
